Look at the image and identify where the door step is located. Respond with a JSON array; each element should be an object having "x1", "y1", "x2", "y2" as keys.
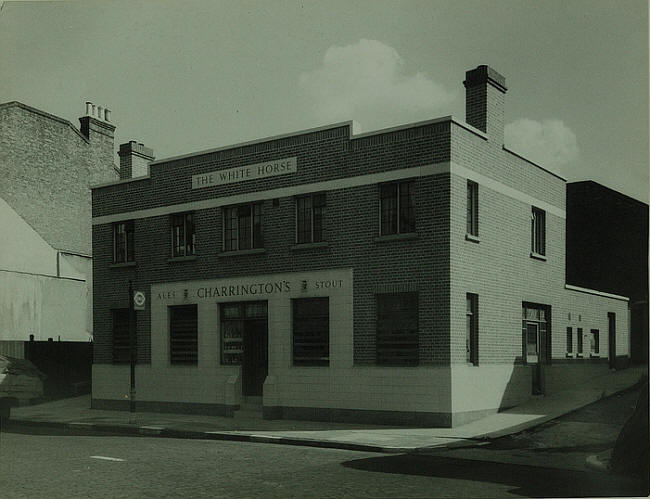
[{"x1": 239, "y1": 396, "x2": 262, "y2": 411}]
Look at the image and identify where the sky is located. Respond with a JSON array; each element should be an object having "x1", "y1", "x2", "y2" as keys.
[{"x1": 1, "y1": 0, "x2": 648, "y2": 202}]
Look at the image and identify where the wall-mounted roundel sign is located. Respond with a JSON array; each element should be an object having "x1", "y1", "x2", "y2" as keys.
[{"x1": 133, "y1": 291, "x2": 146, "y2": 310}]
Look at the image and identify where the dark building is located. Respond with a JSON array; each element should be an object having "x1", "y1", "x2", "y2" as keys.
[{"x1": 566, "y1": 181, "x2": 648, "y2": 363}]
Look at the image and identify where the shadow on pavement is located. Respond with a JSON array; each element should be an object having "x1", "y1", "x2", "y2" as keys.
[{"x1": 342, "y1": 453, "x2": 649, "y2": 498}]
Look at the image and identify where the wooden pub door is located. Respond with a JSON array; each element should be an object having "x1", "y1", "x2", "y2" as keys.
[{"x1": 242, "y1": 319, "x2": 268, "y2": 397}]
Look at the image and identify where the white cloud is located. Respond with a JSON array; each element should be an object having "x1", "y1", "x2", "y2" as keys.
[
  {"x1": 505, "y1": 119, "x2": 579, "y2": 175},
  {"x1": 299, "y1": 39, "x2": 454, "y2": 131}
]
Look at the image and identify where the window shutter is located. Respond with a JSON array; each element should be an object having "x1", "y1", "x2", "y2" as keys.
[
  {"x1": 112, "y1": 309, "x2": 130, "y2": 363},
  {"x1": 545, "y1": 306, "x2": 552, "y2": 364},
  {"x1": 471, "y1": 299, "x2": 479, "y2": 366},
  {"x1": 170, "y1": 305, "x2": 198, "y2": 365}
]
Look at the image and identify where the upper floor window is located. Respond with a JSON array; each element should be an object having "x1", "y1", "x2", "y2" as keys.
[
  {"x1": 380, "y1": 181, "x2": 415, "y2": 235},
  {"x1": 467, "y1": 181, "x2": 479, "y2": 237},
  {"x1": 296, "y1": 193, "x2": 325, "y2": 244},
  {"x1": 223, "y1": 203, "x2": 263, "y2": 251},
  {"x1": 171, "y1": 213, "x2": 195, "y2": 257},
  {"x1": 113, "y1": 221, "x2": 134, "y2": 263},
  {"x1": 531, "y1": 207, "x2": 546, "y2": 256}
]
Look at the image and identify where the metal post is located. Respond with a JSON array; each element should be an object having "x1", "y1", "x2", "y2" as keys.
[{"x1": 128, "y1": 280, "x2": 136, "y2": 413}]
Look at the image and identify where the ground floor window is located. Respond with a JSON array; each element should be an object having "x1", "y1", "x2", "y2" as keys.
[
  {"x1": 220, "y1": 301, "x2": 267, "y2": 365},
  {"x1": 376, "y1": 292, "x2": 419, "y2": 365},
  {"x1": 169, "y1": 305, "x2": 198, "y2": 365},
  {"x1": 566, "y1": 327, "x2": 573, "y2": 354},
  {"x1": 577, "y1": 327, "x2": 584, "y2": 355},
  {"x1": 522, "y1": 303, "x2": 551, "y2": 364},
  {"x1": 292, "y1": 298, "x2": 329, "y2": 366},
  {"x1": 466, "y1": 293, "x2": 479, "y2": 365},
  {"x1": 589, "y1": 329, "x2": 600, "y2": 355},
  {"x1": 112, "y1": 308, "x2": 130, "y2": 364}
]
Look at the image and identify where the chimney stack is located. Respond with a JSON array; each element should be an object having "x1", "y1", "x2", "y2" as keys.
[
  {"x1": 80, "y1": 100, "x2": 114, "y2": 139},
  {"x1": 118, "y1": 141, "x2": 154, "y2": 179},
  {"x1": 463, "y1": 65, "x2": 507, "y2": 145},
  {"x1": 79, "y1": 100, "x2": 116, "y2": 185}
]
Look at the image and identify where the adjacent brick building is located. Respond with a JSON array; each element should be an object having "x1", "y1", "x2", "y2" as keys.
[
  {"x1": 0, "y1": 101, "x2": 117, "y2": 347},
  {"x1": 566, "y1": 181, "x2": 648, "y2": 363},
  {"x1": 91, "y1": 66, "x2": 630, "y2": 426}
]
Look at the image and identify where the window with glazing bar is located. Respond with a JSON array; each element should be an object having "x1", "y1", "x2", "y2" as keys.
[
  {"x1": 171, "y1": 213, "x2": 195, "y2": 257},
  {"x1": 531, "y1": 207, "x2": 546, "y2": 255},
  {"x1": 466, "y1": 293, "x2": 479, "y2": 365},
  {"x1": 223, "y1": 203, "x2": 263, "y2": 251},
  {"x1": 113, "y1": 221, "x2": 134, "y2": 263},
  {"x1": 577, "y1": 327, "x2": 583, "y2": 354},
  {"x1": 380, "y1": 181, "x2": 415, "y2": 235},
  {"x1": 296, "y1": 193, "x2": 325, "y2": 244},
  {"x1": 590, "y1": 329, "x2": 600, "y2": 355},
  {"x1": 467, "y1": 181, "x2": 479, "y2": 236}
]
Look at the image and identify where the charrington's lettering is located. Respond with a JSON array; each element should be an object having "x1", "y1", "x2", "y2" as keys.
[
  {"x1": 155, "y1": 278, "x2": 347, "y2": 300},
  {"x1": 192, "y1": 157, "x2": 297, "y2": 189},
  {"x1": 196, "y1": 280, "x2": 291, "y2": 298}
]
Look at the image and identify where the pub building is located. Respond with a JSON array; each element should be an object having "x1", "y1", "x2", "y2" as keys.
[{"x1": 90, "y1": 66, "x2": 630, "y2": 426}]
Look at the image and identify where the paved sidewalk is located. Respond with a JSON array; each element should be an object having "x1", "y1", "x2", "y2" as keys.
[{"x1": 5, "y1": 365, "x2": 647, "y2": 454}]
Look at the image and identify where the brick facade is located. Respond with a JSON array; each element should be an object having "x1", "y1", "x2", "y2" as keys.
[
  {"x1": 0, "y1": 102, "x2": 118, "y2": 255},
  {"x1": 90, "y1": 66, "x2": 630, "y2": 426},
  {"x1": 1, "y1": 101, "x2": 118, "y2": 344}
]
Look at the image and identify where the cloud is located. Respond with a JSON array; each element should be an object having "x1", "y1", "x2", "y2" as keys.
[
  {"x1": 299, "y1": 39, "x2": 454, "y2": 131},
  {"x1": 505, "y1": 119, "x2": 579, "y2": 175}
]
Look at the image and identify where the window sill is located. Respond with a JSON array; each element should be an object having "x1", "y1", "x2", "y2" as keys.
[
  {"x1": 530, "y1": 252, "x2": 547, "y2": 261},
  {"x1": 167, "y1": 255, "x2": 197, "y2": 263},
  {"x1": 219, "y1": 248, "x2": 266, "y2": 257},
  {"x1": 374, "y1": 232, "x2": 418, "y2": 242},
  {"x1": 465, "y1": 233, "x2": 480, "y2": 243},
  {"x1": 110, "y1": 261, "x2": 136, "y2": 268},
  {"x1": 291, "y1": 241, "x2": 329, "y2": 251},
  {"x1": 565, "y1": 353, "x2": 574, "y2": 358},
  {"x1": 590, "y1": 354, "x2": 600, "y2": 358},
  {"x1": 576, "y1": 353, "x2": 584, "y2": 358}
]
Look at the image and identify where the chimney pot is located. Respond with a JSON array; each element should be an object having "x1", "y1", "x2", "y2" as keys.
[
  {"x1": 104, "y1": 108, "x2": 111, "y2": 122},
  {"x1": 97, "y1": 106, "x2": 104, "y2": 121},
  {"x1": 85, "y1": 101, "x2": 93, "y2": 116}
]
